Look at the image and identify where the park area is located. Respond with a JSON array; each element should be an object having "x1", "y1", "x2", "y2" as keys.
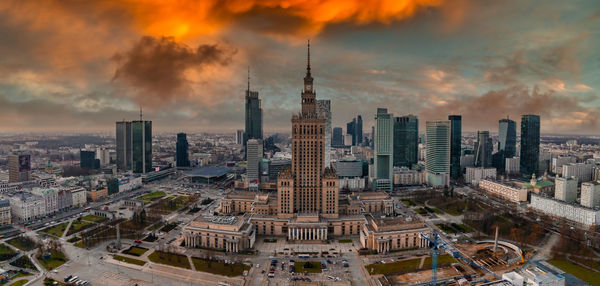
[
  {"x1": 549, "y1": 259, "x2": 600, "y2": 285},
  {"x1": 136, "y1": 191, "x2": 166, "y2": 203},
  {"x1": 40, "y1": 222, "x2": 69, "y2": 237},
  {"x1": 10, "y1": 256, "x2": 36, "y2": 270},
  {"x1": 122, "y1": 246, "x2": 148, "y2": 256},
  {"x1": 294, "y1": 261, "x2": 322, "y2": 273},
  {"x1": 366, "y1": 254, "x2": 455, "y2": 275},
  {"x1": 192, "y1": 257, "x2": 250, "y2": 277},
  {"x1": 36, "y1": 250, "x2": 68, "y2": 270},
  {"x1": 6, "y1": 236, "x2": 38, "y2": 251},
  {"x1": 0, "y1": 244, "x2": 17, "y2": 261},
  {"x1": 148, "y1": 251, "x2": 190, "y2": 269},
  {"x1": 113, "y1": 255, "x2": 146, "y2": 266}
]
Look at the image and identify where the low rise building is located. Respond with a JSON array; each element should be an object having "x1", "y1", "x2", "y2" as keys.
[
  {"x1": 529, "y1": 193, "x2": 600, "y2": 226},
  {"x1": 88, "y1": 187, "x2": 108, "y2": 202},
  {"x1": 57, "y1": 188, "x2": 73, "y2": 211},
  {"x1": 71, "y1": 187, "x2": 87, "y2": 207},
  {"x1": 9, "y1": 192, "x2": 46, "y2": 222},
  {"x1": 478, "y1": 180, "x2": 528, "y2": 203},
  {"x1": 0, "y1": 200, "x2": 10, "y2": 225},
  {"x1": 182, "y1": 215, "x2": 255, "y2": 253},
  {"x1": 30, "y1": 188, "x2": 58, "y2": 215},
  {"x1": 465, "y1": 167, "x2": 496, "y2": 186},
  {"x1": 393, "y1": 167, "x2": 424, "y2": 186},
  {"x1": 360, "y1": 214, "x2": 430, "y2": 254},
  {"x1": 339, "y1": 177, "x2": 365, "y2": 191}
]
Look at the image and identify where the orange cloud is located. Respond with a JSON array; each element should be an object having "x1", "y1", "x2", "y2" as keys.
[{"x1": 110, "y1": 0, "x2": 445, "y2": 39}]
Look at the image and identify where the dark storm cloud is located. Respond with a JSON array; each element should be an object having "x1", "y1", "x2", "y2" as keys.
[
  {"x1": 112, "y1": 36, "x2": 236, "y2": 107},
  {"x1": 420, "y1": 85, "x2": 599, "y2": 133}
]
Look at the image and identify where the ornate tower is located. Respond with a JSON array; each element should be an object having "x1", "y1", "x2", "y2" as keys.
[{"x1": 278, "y1": 41, "x2": 338, "y2": 218}]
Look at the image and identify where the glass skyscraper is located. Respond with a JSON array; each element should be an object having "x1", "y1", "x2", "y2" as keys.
[
  {"x1": 448, "y1": 115, "x2": 462, "y2": 179},
  {"x1": 132, "y1": 120, "x2": 152, "y2": 174},
  {"x1": 346, "y1": 118, "x2": 356, "y2": 146},
  {"x1": 474, "y1": 131, "x2": 492, "y2": 167},
  {"x1": 116, "y1": 121, "x2": 132, "y2": 171},
  {"x1": 520, "y1": 114, "x2": 540, "y2": 177},
  {"x1": 176, "y1": 133, "x2": 190, "y2": 167},
  {"x1": 426, "y1": 120, "x2": 451, "y2": 187},
  {"x1": 374, "y1": 108, "x2": 394, "y2": 191},
  {"x1": 356, "y1": 115, "x2": 363, "y2": 145},
  {"x1": 498, "y1": 118, "x2": 517, "y2": 158},
  {"x1": 244, "y1": 78, "x2": 262, "y2": 145},
  {"x1": 332, "y1": 127, "x2": 344, "y2": 147},
  {"x1": 393, "y1": 115, "x2": 418, "y2": 168}
]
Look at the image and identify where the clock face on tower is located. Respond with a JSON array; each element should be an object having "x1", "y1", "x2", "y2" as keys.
[{"x1": 306, "y1": 84, "x2": 312, "y2": 91}]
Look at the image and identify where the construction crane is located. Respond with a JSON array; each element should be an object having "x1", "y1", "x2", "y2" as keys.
[{"x1": 420, "y1": 233, "x2": 443, "y2": 286}]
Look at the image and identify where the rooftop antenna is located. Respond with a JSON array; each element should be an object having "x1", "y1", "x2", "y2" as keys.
[
  {"x1": 247, "y1": 66, "x2": 250, "y2": 92},
  {"x1": 307, "y1": 39, "x2": 311, "y2": 69},
  {"x1": 139, "y1": 106, "x2": 143, "y2": 121}
]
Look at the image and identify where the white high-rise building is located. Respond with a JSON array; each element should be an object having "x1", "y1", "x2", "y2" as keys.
[
  {"x1": 425, "y1": 121, "x2": 450, "y2": 187},
  {"x1": 246, "y1": 139, "x2": 263, "y2": 190},
  {"x1": 465, "y1": 167, "x2": 496, "y2": 186},
  {"x1": 581, "y1": 182, "x2": 600, "y2": 208},
  {"x1": 505, "y1": 157, "x2": 520, "y2": 175},
  {"x1": 552, "y1": 156, "x2": 576, "y2": 174},
  {"x1": 374, "y1": 108, "x2": 394, "y2": 191},
  {"x1": 562, "y1": 163, "x2": 593, "y2": 183},
  {"x1": 554, "y1": 176, "x2": 577, "y2": 203}
]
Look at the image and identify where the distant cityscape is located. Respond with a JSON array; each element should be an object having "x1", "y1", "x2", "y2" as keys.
[{"x1": 0, "y1": 41, "x2": 598, "y2": 286}]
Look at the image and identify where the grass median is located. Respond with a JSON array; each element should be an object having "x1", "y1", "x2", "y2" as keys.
[
  {"x1": 148, "y1": 251, "x2": 190, "y2": 269},
  {"x1": 192, "y1": 257, "x2": 250, "y2": 277}
]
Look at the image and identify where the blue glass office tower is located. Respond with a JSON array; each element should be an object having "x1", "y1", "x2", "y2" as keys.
[
  {"x1": 393, "y1": 115, "x2": 418, "y2": 168},
  {"x1": 520, "y1": 114, "x2": 540, "y2": 177},
  {"x1": 498, "y1": 118, "x2": 517, "y2": 158},
  {"x1": 176, "y1": 133, "x2": 190, "y2": 167},
  {"x1": 448, "y1": 115, "x2": 462, "y2": 179}
]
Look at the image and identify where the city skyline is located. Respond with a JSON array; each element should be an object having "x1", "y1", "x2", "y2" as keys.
[{"x1": 0, "y1": 1, "x2": 598, "y2": 134}]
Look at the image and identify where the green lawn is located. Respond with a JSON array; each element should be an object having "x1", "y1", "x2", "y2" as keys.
[
  {"x1": 137, "y1": 191, "x2": 166, "y2": 203},
  {"x1": 436, "y1": 224, "x2": 457, "y2": 234},
  {"x1": 402, "y1": 199, "x2": 416, "y2": 206},
  {"x1": 549, "y1": 259, "x2": 600, "y2": 286},
  {"x1": 148, "y1": 251, "x2": 190, "y2": 269},
  {"x1": 37, "y1": 250, "x2": 68, "y2": 270},
  {"x1": 123, "y1": 246, "x2": 148, "y2": 256},
  {"x1": 10, "y1": 256, "x2": 36, "y2": 270},
  {"x1": 40, "y1": 222, "x2": 69, "y2": 237},
  {"x1": 0, "y1": 244, "x2": 17, "y2": 261},
  {"x1": 294, "y1": 261, "x2": 322, "y2": 273},
  {"x1": 366, "y1": 258, "x2": 421, "y2": 275},
  {"x1": 338, "y1": 239, "x2": 353, "y2": 243},
  {"x1": 192, "y1": 257, "x2": 250, "y2": 277},
  {"x1": 113, "y1": 255, "x2": 146, "y2": 266},
  {"x1": 66, "y1": 220, "x2": 93, "y2": 236},
  {"x1": 423, "y1": 255, "x2": 456, "y2": 268},
  {"x1": 80, "y1": 214, "x2": 108, "y2": 223},
  {"x1": 6, "y1": 237, "x2": 38, "y2": 251},
  {"x1": 415, "y1": 208, "x2": 428, "y2": 215},
  {"x1": 10, "y1": 280, "x2": 29, "y2": 286}
]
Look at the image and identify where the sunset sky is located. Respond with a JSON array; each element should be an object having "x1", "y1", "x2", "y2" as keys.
[{"x1": 0, "y1": 0, "x2": 598, "y2": 134}]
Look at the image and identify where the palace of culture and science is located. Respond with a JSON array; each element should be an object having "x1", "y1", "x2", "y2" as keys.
[{"x1": 182, "y1": 43, "x2": 430, "y2": 254}]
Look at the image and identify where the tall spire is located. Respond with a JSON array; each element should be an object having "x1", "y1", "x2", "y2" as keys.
[
  {"x1": 247, "y1": 66, "x2": 250, "y2": 92},
  {"x1": 307, "y1": 39, "x2": 311, "y2": 72},
  {"x1": 139, "y1": 106, "x2": 143, "y2": 121}
]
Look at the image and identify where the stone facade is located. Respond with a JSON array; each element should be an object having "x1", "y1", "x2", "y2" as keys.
[{"x1": 183, "y1": 215, "x2": 255, "y2": 253}]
